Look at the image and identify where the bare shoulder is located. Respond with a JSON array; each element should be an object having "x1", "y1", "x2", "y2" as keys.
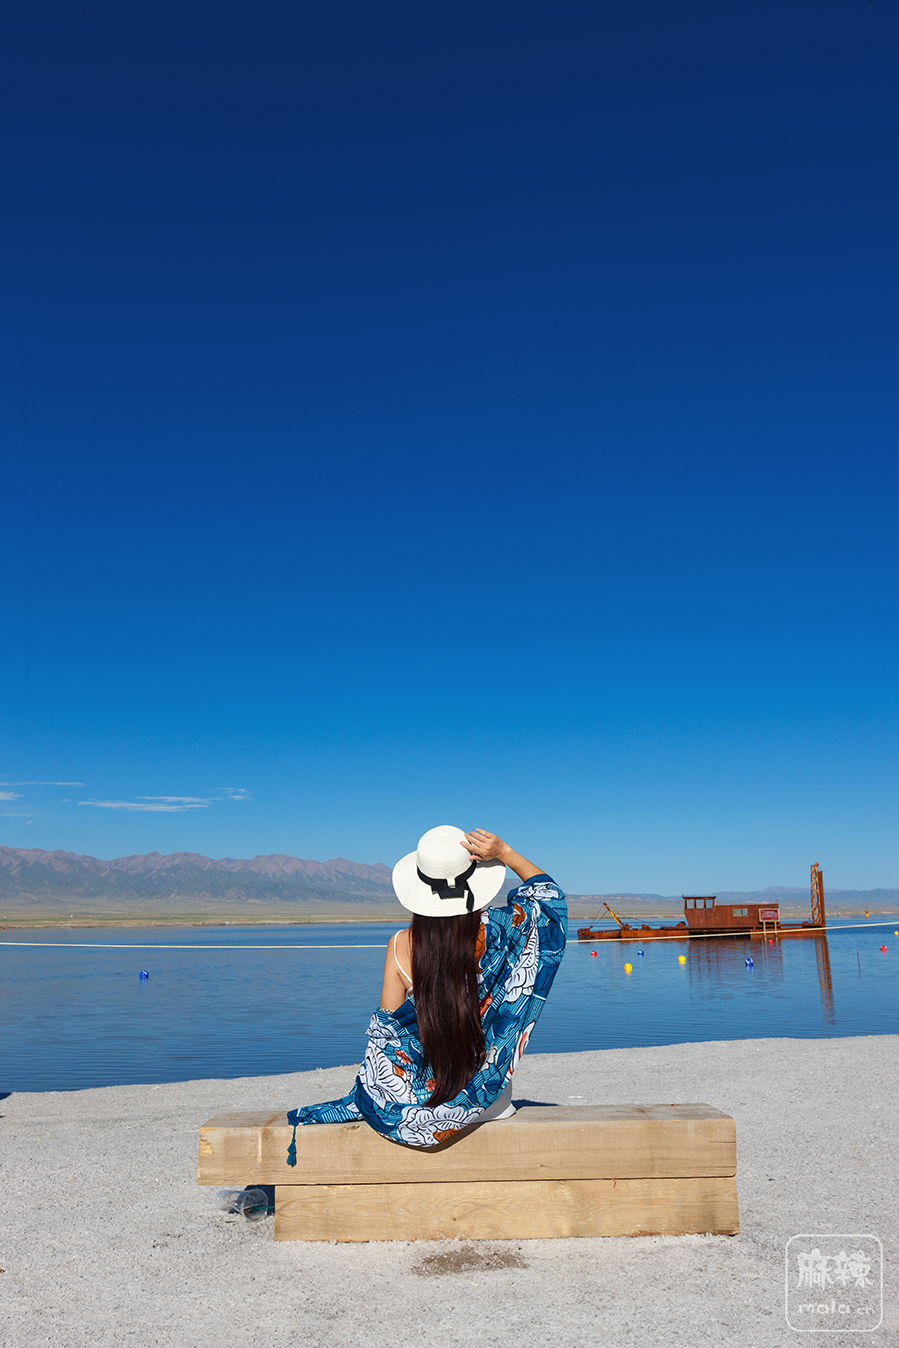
[{"x1": 395, "y1": 925, "x2": 412, "y2": 956}]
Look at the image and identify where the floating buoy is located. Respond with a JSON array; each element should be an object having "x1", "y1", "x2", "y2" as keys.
[
  {"x1": 894, "y1": 930, "x2": 898, "y2": 936},
  {"x1": 678, "y1": 954, "x2": 686, "y2": 964},
  {"x1": 768, "y1": 938, "x2": 774, "y2": 944},
  {"x1": 745, "y1": 957, "x2": 754, "y2": 967},
  {"x1": 881, "y1": 945, "x2": 888, "y2": 952},
  {"x1": 139, "y1": 970, "x2": 149, "y2": 979},
  {"x1": 865, "y1": 911, "x2": 869, "y2": 917},
  {"x1": 624, "y1": 962, "x2": 632, "y2": 973},
  {"x1": 637, "y1": 949, "x2": 644, "y2": 956},
  {"x1": 590, "y1": 950, "x2": 597, "y2": 958}
]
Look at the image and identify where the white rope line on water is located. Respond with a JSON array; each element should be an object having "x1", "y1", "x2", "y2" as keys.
[
  {"x1": 0, "y1": 941, "x2": 389, "y2": 950},
  {"x1": 0, "y1": 920, "x2": 896, "y2": 950}
]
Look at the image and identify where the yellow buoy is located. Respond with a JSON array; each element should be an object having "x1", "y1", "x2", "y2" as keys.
[
  {"x1": 624, "y1": 962, "x2": 632, "y2": 973},
  {"x1": 678, "y1": 954, "x2": 686, "y2": 964}
]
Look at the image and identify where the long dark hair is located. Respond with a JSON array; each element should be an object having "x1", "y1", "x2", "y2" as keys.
[{"x1": 411, "y1": 910, "x2": 485, "y2": 1106}]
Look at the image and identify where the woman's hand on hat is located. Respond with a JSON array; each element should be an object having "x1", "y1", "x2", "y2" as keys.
[
  {"x1": 461, "y1": 829, "x2": 508, "y2": 863},
  {"x1": 462, "y1": 829, "x2": 545, "y2": 884}
]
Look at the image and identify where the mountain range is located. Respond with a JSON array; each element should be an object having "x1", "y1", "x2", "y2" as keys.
[
  {"x1": 0, "y1": 845, "x2": 395, "y2": 913},
  {"x1": 1, "y1": 845, "x2": 896, "y2": 919}
]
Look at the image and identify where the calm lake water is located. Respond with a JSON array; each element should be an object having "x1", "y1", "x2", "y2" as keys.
[{"x1": 2, "y1": 918, "x2": 897, "y2": 1091}]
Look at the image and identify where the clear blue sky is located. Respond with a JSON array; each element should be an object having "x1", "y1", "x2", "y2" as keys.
[{"x1": 3, "y1": 1, "x2": 897, "y2": 894}]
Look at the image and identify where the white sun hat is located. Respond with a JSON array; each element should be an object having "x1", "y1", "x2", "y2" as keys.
[{"x1": 392, "y1": 825, "x2": 507, "y2": 918}]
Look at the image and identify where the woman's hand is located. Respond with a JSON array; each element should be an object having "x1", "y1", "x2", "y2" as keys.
[
  {"x1": 461, "y1": 829, "x2": 508, "y2": 863},
  {"x1": 462, "y1": 830, "x2": 545, "y2": 883}
]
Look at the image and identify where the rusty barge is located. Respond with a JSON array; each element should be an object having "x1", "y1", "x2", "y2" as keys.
[{"x1": 577, "y1": 864, "x2": 828, "y2": 943}]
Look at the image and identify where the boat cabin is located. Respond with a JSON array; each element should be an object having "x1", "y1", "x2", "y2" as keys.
[{"x1": 683, "y1": 896, "x2": 780, "y2": 933}]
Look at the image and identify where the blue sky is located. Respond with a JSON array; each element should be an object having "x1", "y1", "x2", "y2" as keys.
[{"x1": 3, "y1": 0, "x2": 897, "y2": 893}]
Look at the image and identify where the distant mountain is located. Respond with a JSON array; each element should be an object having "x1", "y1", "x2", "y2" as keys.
[
  {"x1": 0, "y1": 844, "x2": 395, "y2": 912},
  {"x1": 719, "y1": 886, "x2": 899, "y2": 907},
  {"x1": 1, "y1": 846, "x2": 895, "y2": 917},
  {"x1": 571, "y1": 888, "x2": 899, "y2": 913}
]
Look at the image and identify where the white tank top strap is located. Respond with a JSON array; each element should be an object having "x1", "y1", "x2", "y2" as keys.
[{"x1": 392, "y1": 930, "x2": 413, "y2": 987}]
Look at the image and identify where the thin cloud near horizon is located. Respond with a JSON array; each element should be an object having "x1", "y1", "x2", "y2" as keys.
[
  {"x1": 78, "y1": 799, "x2": 209, "y2": 812},
  {"x1": 0, "y1": 780, "x2": 250, "y2": 805},
  {"x1": 141, "y1": 796, "x2": 214, "y2": 805},
  {"x1": 78, "y1": 788, "x2": 252, "y2": 813}
]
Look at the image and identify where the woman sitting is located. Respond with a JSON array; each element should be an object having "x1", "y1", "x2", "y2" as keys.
[{"x1": 287, "y1": 826, "x2": 566, "y2": 1162}]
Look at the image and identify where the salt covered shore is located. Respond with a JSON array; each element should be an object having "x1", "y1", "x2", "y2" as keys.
[{"x1": 2, "y1": 1036, "x2": 896, "y2": 1347}]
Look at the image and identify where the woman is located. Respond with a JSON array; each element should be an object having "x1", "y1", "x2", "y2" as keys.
[{"x1": 287, "y1": 826, "x2": 566, "y2": 1163}]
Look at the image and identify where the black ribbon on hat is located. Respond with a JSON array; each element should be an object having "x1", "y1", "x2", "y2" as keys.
[{"x1": 416, "y1": 858, "x2": 477, "y2": 912}]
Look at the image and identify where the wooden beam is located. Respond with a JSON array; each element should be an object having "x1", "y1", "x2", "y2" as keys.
[
  {"x1": 198, "y1": 1104, "x2": 736, "y2": 1186},
  {"x1": 273, "y1": 1175, "x2": 740, "y2": 1241}
]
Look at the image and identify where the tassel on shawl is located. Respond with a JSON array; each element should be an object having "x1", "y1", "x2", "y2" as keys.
[{"x1": 286, "y1": 1111, "x2": 299, "y2": 1167}]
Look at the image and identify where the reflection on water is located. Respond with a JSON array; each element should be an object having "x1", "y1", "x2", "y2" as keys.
[
  {"x1": 687, "y1": 936, "x2": 785, "y2": 987},
  {"x1": 814, "y1": 935, "x2": 836, "y2": 1026},
  {"x1": 683, "y1": 932, "x2": 834, "y2": 1027},
  {"x1": 0, "y1": 920, "x2": 895, "y2": 1090}
]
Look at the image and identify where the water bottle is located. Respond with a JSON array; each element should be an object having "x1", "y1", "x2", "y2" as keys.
[{"x1": 216, "y1": 1187, "x2": 272, "y2": 1221}]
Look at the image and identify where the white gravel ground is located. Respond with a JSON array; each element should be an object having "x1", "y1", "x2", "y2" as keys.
[{"x1": 1, "y1": 1035, "x2": 896, "y2": 1348}]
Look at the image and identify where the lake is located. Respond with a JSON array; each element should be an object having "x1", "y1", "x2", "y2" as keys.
[{"x1": 2, "y1": 918, "x2": 897, "y2": 1091}]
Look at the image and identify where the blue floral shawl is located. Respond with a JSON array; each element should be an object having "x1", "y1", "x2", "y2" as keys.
[{"x1": 287, "y1": 874, "x2": 566, "y2": 1162}]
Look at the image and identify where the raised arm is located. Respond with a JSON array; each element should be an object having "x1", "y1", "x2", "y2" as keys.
[{"x1": 461, "y1": 829, "x2": 545, "y2": 883}]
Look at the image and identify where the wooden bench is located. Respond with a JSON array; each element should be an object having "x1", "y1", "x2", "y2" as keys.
[{"x1": 197, "y1": 1103, "x2": 738, "y2": 1242}]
